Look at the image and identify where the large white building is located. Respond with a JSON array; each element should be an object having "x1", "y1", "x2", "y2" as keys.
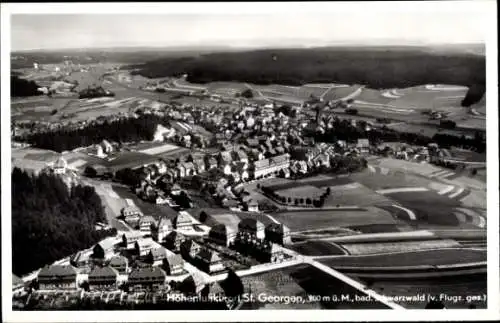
[{"x1": 251, "y1": 153, "x2": 290, "y2": 179}]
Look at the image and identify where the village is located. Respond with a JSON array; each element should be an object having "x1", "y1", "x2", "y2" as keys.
[{"x1": 10, "y1": 59, "x2": 487, "y2": 311}]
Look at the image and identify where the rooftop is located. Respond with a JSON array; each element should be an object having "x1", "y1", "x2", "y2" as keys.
[
  {"x1": 38, "y1": 265, "x2": 77, "y2": 278},
  {"x1": 129, "y1": 267, "x2": 166, "y2": 280},
  {"x1": 89, "y1": 266, "x2": 119, "y2": 279},
  {"x1": 238, "y1": 218, "x2": 265, "y2": 232}
]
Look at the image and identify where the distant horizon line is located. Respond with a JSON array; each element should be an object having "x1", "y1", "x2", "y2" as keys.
[{"x1": 11, "y1": 41, "x2": 486, "y2": 53}]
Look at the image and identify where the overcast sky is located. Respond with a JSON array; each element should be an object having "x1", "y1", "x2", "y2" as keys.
[{"x1": 11, "y1": 7, "x2": 488, "y2": 51}]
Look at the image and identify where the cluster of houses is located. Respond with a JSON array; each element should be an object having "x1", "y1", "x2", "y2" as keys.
[{"x1": 32, "y1": 207, "x2": 292, "y2": 295}]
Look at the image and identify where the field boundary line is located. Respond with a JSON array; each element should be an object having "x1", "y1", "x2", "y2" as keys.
[{"x1": 391, "y1": 204, "x2": 417, "y2": 220}]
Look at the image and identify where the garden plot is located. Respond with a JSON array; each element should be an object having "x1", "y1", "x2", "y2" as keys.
[{"x1": 290, "y1": 240, "x2": 347, "y2": 256}]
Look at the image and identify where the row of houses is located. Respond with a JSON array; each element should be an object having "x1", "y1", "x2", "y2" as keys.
[{"x1": 36, "y1": 264, "x2": 178, "y2": 292}]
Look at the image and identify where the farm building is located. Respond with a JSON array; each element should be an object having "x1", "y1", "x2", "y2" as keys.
[
  {"x1": 208, "y1": 224, "x2": 237, "y2": 247},
  {"x1": 37, "y1": 265, "x2": 78, "y2": 290},
  {"x1": 128, "y1": 267, "x2": 166, "y2": 291},
  {"x1": 238, "y1": 218, "x2": 265, "y2": 240},
  {"x1": 265, "y1": 223, "x2": 292, "y2": 245},
  {"x1": 88, "y1": 266, "x2": 119, "y2": 291}
]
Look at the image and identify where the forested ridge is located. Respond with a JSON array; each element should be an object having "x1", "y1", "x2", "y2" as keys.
[
  {"x1": 16, "y1": 115, "x2": 170, "y2": 153},
  {"x1": 128, "y1": 47, "x2": 485, "y2": 89},
  {"x1": 12, "y1": 168, "x2": 113, "y2": 276}
]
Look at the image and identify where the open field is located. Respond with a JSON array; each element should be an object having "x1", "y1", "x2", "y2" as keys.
[
  {"x1": 340, "y1": 239, "x2": 461, "y2": 255},
  {"x1": 355, "y1": 274, "x2": 487, "y2": 309},
  {"x1": 240, "y1": 267, "x2": 323, "y2": 309},
  {"x1": 290, "y1": 241, "x2": 347, "y2": 256},
  {"x1": 11, "y1": 97, "x2": 75, "y2": 121},
  {"x1": 350, "y1": 170, "x2": 433, "y2": 191},
  {"x1": 272, "y1": 207, "x2": 399, "y2": 232},
  {"x1": 322, "y1": 85, "x2": 363, "y2": 101},
  {"x1": 347, "y1": 223, "x2": 413, "y2": 234},
  {"x1": 386, "y1": 190, "x2": 477, "y2": 227},
  {"x1": 444, "y1": 148, "x2": 486, "y2": 163},
  {"x1": 12, "y1": 147, "x2": 60, "y2": 161},
  {"x1": 324, "y1": 182, "x2": 392, "y2": 207},
  {"x1": 240, "y1": 264, "x2": 388, "y2": 309},
  {"x1": 319, "y1": 249, "x2": 485, "y2": 268}
]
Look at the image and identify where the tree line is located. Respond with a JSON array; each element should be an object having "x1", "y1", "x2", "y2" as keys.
[
  {"x1": 12, "y1": 168, "x2": 112, "y2": 276},
  {"x1": 305, "y1": 117, "x2": 486, "y2": 153},
  {"x1": 17, "y1": 115, "x2": 171, "y2": 152},
  {"x1": 11, "y1": 76, "x2": 43, "y2": 97}
]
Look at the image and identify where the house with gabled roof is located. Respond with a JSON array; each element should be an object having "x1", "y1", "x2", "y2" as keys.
[
  {"x1": 164, "y1": 231, "x2": 186, "y2": 252},
  {"x1": 128, "y1": 267, "x2": 166, "y2": 291},
  {"x1": 88, "y1": 266, "x2": 119, "y2": 290},
  {"x1": 146, "y1": 246, "x2": 170, "y2": 266},
  {"x1": 208, "y1": 224, "x2": 237, "y2": 247},
  {"x1": 162, "y1": 253, "x2": 185, "y2": 275},
  {"x1": 180, "y1": 239, "x2": 203, "y2": 260},
  {"x1": 122, "y1": 231, "x2": 143, "y2": 249},
  {"x1": 108, "y1": 255, "x2": 128, "y2": 274},
  {"x1": 121, "y1": 206, "x2": 143, "y2": 224},
  {"x1": 195, "y1": 249, "x2": 225, "y2": 274},
  {"x1": 238, "y1": 218, "x2": 265, "y2": 240},
  {"x1": 139, "y1": 215, "x2": 157, "y2": 236},
  {"x1": 174, "y1": 211, "x2": 192, "y2": 229},
  {"x1": 265, "y1": 223, "x2": 292, "y2": 245},
  {"x1": 135, "y1": 238, "x2": 156, "y2": 257},
  {"x1": 92, "y1": 237, "x2": 117, "y2": 261},
  {"x1": 37, "y1": 265, "x2": 77, "y2": 290},
  {"x1": 151, "y1": 217, "x2": 173, "y2": 243}
]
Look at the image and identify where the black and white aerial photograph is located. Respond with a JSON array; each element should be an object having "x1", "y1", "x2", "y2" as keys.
[{"x1": 1, "y1": 1, "x2": 498, "y2": 322}]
